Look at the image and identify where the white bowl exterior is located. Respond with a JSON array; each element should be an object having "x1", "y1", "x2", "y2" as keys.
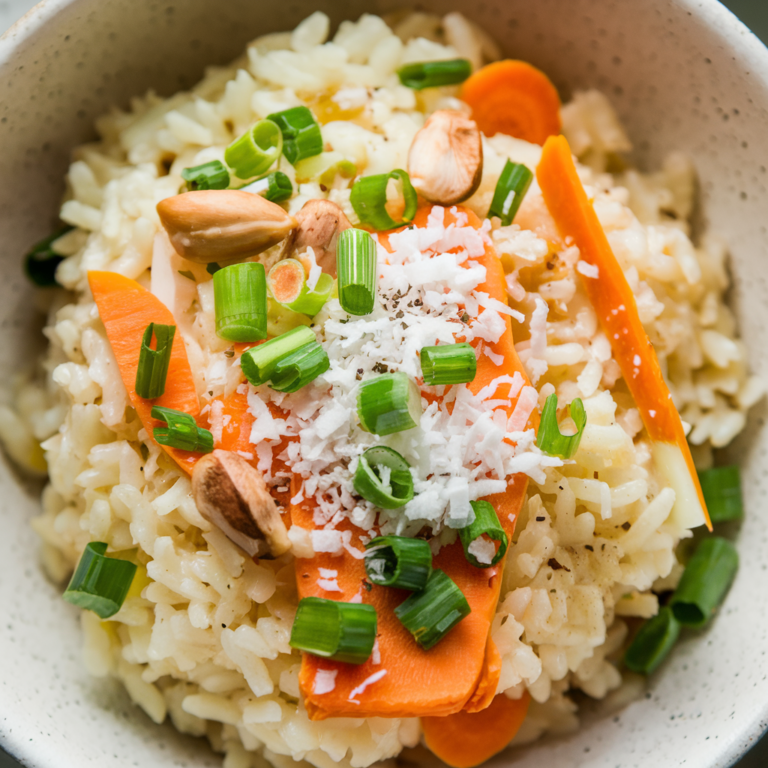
[{"x1": 1, "y1": 1, "x2": 767, "y2": 767}]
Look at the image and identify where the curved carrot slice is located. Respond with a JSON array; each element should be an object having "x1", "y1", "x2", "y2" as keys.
[
  {"x1": 294, "y1": 205, "x2": 534, "y2": 720},
  {"x1": 422, "y1": 692, "x2": 531, "y2": 768},
  {"x1": 88, "y1": 271, "x2": 201, "y2": 474},
  {"x1": 462, "y1": 638, "x2": 502, "y2": 714},
  {"x1": 460, "y1": 61, "x2": 561, "y2": 145},
  {"x1": 536, "y1": 136, "x2": 710, "y2": 530}
]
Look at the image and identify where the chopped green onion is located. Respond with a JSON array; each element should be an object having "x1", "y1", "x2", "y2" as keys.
[
  {"x1": 623, "y1": 606, "x2": 681, "y2": 675},
  {"x1": 350, "y1": 169, "x2": 418, "y2": 230},
  {"x1": 241, "y1": 326, "x2": 316, "y2": 386},
  {"x1": 394, "y1": 569, "x2": 471, "y2": 650},
  {"x1": 267, "y1": 258, "x2": 333, "y2": 316},
  {"x1": 459, "y1": 500, "x2": 508, "y2": 568},
  {"x1": 337, "y1": 228, "x2": 378, "y2": 315},
  {"x1": 206, "y1": 262, "x2": 221, "y2": 275},
  {"x1": 151, "y1": 406, "x2": 214, "y2": 453},
  {"x1": 396, "y1": 59, "x2": 472, "y2": 90},
  {"x1": 364, "y1": 535, "x2": 432, "y2": 591},
  {"x1": 213, "y1": 262, "x2": 268, "y2": 342},
  {"x1": 670, "y1": 536, "x2": 738, "y2": 628},
  {"x1": 488, "y1": 161, "x2": 533, "y2": 226},
  {"x1": 239, "y1": 171, "x2": 293, "y2": 202},
  {"x1": 63, "y1": 541, "x2": 137, "y2": 619},
  {"x1": 270, "y1": 341, "x2": 330, "y2": 393},
  {"x1": 267, "y1": 106, "x2": 323, "y2": 165},
  {"x1": 225, "y1": 119, "x2": 283, "y2": 180},
  {"x1": 135, "y1": 323, "x2": 176, "y2": 400},
  {"x1": 358, "y1": 372, "x2": 422, "y2": 435},
  {"x1": 420, "y1": 343, "x2": 477, "y2": 386},
  {"x1": 294, "y1": 151, "x2": 357, "y2": 186},
  {"x1": 698, "y1": 466, "x2": 743, "y2": 523},
  {"x1": 24, "y1": 225, "x2": 73, "y2": 287},
  {"x1": 181, "y1": 160, "x2": 230, "y2": 191},
  {"x1": 289, "y1": 596, "x2": 377, "y2": 664},
  {"x1": 536, "y1": 394, "x2": 586, "y2": 458},
  {"x1": 354, "y1": 446, "x2": 414, "y2": 508}
]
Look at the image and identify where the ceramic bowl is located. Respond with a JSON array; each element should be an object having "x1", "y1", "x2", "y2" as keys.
[{"x1": 1, "y1": 1, "x2": 767, "y2": 766}]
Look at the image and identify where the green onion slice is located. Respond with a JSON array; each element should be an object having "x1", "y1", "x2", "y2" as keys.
[
  {"x1": 135, "y1": 323, "x2": 176, "y2": 400},
  {"x1": 241, "y1": 326, "x2": 316, "y2": 387},
  {"x1": 267, "y1": 106, "x2": 323, "y2": 165},
  {"x1": 267, "y1": 258, "x2": 333, "y2": 317},
  {"x1": 488, "y1": 160, "x2": 534, "y2": 226},
  {"x1": 63, "y1": 541, "x2": 137, "y2": 619},
  {"x1": 420, "y1": 343, "x2": 477, "y2": 386},
  {"x1": 225, "y1": 119, "x2": 283, "y2": 180},
  {"x1": 239, "y1": 171, "x2": 293, "y2": 203},
  {"x1": 698, "y1": 466, "x2": 743, "y2": 523},
  {"x1": 350, "y1": 169, "x2": 418, "y2": 230},
  {"x1": 337, "y1": 228, "x2": 378, "y2": 316},
  {"x1": 670, "y1": 536, "x2": 739, "y2": 628},
  {"x1": 24, "y1": 225, "x2": 73, "y2": 287},
  {"x1": 459, "y1": 500, "x2": 508, "y2": 568},
  {"x1": 152, "y1": 406, "x2": 214, "y2": 453},
  {"x1": 358, "y1": 372, "x2": 422, "y2": 436},
  {"x1": 396, "y1": 59, "x2": 472, "y2": 90},
  {"x1": 364, "y1": 535, "x2": 432, "y2": 591},
  {"x1": 181, "y1": 160, "x2": 230, "y2": 191},
  {"x1": 394, "y1": 569, "x2": 471, "y2": 650},
  {"x1": 354, "y1": 446, "x2": 414, "y2": 508},
  {"x1": 623, "y1": 606, "x2": 681, "y2": 675},
  {"x1": 289, "y1": 596, "x2": 377, "y2": 664},
  {"x1": 294, "y1": 150, "x2": 357, "y2": 186},
  {"x1": 270, "y1": 341, "x2": 330, "y2": 393},
  {"x1": 213, "y1": 262, "x2": 268, "y2": 342},
  {"x1": 536, "y1": 394, "x2": 587, "y2": 458}
]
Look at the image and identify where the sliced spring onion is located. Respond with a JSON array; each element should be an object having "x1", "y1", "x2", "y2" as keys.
[
  {"x1": 267, "y1": 106, "x2": 323, "y2": 165},
  {"x1": 294, "y1": 150, "x2": 357, "y2": 186},
  {"x1": 225, "y1": 119, "x2": 283, "y2": 180},
  {"x1": 337, "y1": 228, "x2": 378, "y2": 316},
  {"x1": 394, "y1": 569, "x2": 471, "y2": 650},
  {"x1": 488, "y1": 160, "x2": 533, "y2": 226},
  {"x1": 270, "y1": 341, "x2": 330, "y2": 393},
  {"x1": 213, "y1": 262, "x2": 268, "y2": 342},
  {"x1": 364, "y1": 535, "x2": 432, "y2": 591},
  {"x1": 24, "y1": 225, "x2": 73, "y2": 287},
  {"x1": 181, "y1": 160, "x2": 230, "y2": 191},
  {"x1": 239, "y1": 171, "x2": 293, "y2": 203},
  {"x1": 63, "y1": 541, "x2": 137, "y2": 619},
  {"x1": 151, "y1": 406, "x2": 214, "y2": 453},
  {"x1": 623, "y1": 606, "x2": 681, "y2": 675},
  {"x1": 135, "y1": 323, "x2": 176, "y2": 400},
  {"x1": 459, "y1": 500, "x2": 508, "y2": 568},
  {"x1": 350, "y1": 169, "x2": 418, "y2": 230},
  {"x1": 536, "y1": 394, "x2": 586, "y2": 458},
  {"x1": 670, "y1": 536, "x2": 738, "y2": 628},
  {"x1": 396, "y1": 59, "x2": 472, "y2": 90},
  {"x1": 289, "y1": 596, "x2": 377, "y2": 664},
  {"x1": 353, "y1": 446, "x2": 415, "y2": 508},
  {"x1": 420, "y1": 343, "x2": 477, "y2": 386},
  {"x1": 267, "y1": 258, "x2": 333, "y2": 317},
  {"x1": 698, "y1": 465, "x2": 743, "y2": 523},
  {"x1": 241, "y1": 325, "x2": 316, "y2": 386},
  {"x1": 358, "y1": 373, "x2": 422, "y2": 436}
]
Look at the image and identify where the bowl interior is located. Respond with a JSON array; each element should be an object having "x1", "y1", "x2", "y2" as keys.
[{"x1": 1, "y1": 1, "x2": 767, "y2": 766}]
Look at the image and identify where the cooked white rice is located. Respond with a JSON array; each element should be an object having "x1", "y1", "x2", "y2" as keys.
[{"x1": 4, "y1": 9, "x2": 764, "y2": 768}]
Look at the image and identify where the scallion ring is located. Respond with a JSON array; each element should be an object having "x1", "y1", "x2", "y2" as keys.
[
  {"x1": 24, "y1": 225, "x2": 73, "y2": 287},
  {"x1": 240, "y1": 325, "x2": 316, "y2": 387},
  {"x1": 152, "y1": 406, "x2": 214, "y2": 453},
  {"x1": 357, "y1": 372, "x2": 422, "y2": 436},
  {"x1": 267, "y1": 106, "x2": 323, "y2": 165},
  {"x1": 698, "y1": 465, "x2": 743, "y2": 523},
  {"x1": 267, "y1": 258, "x2": 334, "y2": 317},
  {"x1": 623, "y1": 606, "x2": 681, "y2": 675},
  {"x1": 239, "y1": 171, "x2": 293, "y2": 203},
  {"x1": 364, "y1": 535, "x2": 432, "y2": 591},
  {"x1": 420, "y1": 342, "x2": 477, "y2": 386},
  {"x1": 397, "y1": 59, "x2": 472, "y2": 90},
  {"x1": 135, "y1": 323, "x2": 176, "y2": 400},
  {"x1": 213, "y1": 262, "x2": 268, "y2": 342},
  {"x1": 349, "y1": 169, "x2": 418, "y2": 230},
  {"x1": 225, "y1": 119, "x2": 283, "y2": 180},
  {"x1": 294, "y1": 150, "x2": 357, "y2": 186},
  {"x1": 536, "y1": 393, "x2": 586, "y2": 458},
  {"x1": 354, "y1": 446, "x2": 414, "y2": 508},
  {"x1": 488, "y1": 160, "x2": 533, "y2": 226},
  {"x1": 181, "y1": 160, "x2": 230, "y2": 191},
  {"x1": 337, "y1": 228, "x2": 378, "y2": 316},
  {"x1": 269, "y1": 341, "x2": 330, "y2": 393},
  {"x1": 459, "y1": 500, "x2": 508, "y2": 568}
]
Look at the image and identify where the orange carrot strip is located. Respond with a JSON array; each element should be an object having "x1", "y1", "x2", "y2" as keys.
[
  {"x1": 294, "y1": 205, "x2": 533, "y2": 720},
  {"x1": 536, "y1": 136, "x2": 710, "y2": 530},
  {"x1": 88, "y1": 271, "x2": 201, "y2": 474},
  {"x1": 422, "y1": 692, "x2": 531, "y2": 768},
  {"x1": 462, "y1": 638, "x2": 502, "y2": 714},
  {"x1": 460, "y1": 61, "x2": 561, "y2": 145}
]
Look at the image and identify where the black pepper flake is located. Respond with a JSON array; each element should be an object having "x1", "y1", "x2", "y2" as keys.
[
  {"x1": 395, "y1": 310, "x2": 404, "y2": 319},
  {"x1": 461, "y1": 312, "x2": 470, "y2": 323},
  {"x1": 594, "y1": 471, "x2": 599, "y2": 479},
  {"x1": 373, "y1": 362, "x2": 389, "y2": 374},
  {"x1": 362, "y1": 579, "x2": 373, "y2": 592},
  {"x1": 546, "y1": 260, "x2": 556, "y2": 270},
  {"x1": 548, "y1": 558, "x2": 571, "y2": 572},
  {"x1": 302, "y1": 573, "x2": 309, "y2": 578},
  {"x1": 585, "y1": 544, "x2": 594, "y2": 552},
  {"x1": 221, "y1": 623, "x2": 226, "y2": 628},
  {"x1": 536, "y1": 516, "x2": 545, "y2": 522},
  {"x1": 414, "y1": 298, "x2": 422, "y2": 307},
  {"x1": 621, "y1": 521, "x2": 631, "y2": 530},
  {"x1": 356, "y1": 368, "x2": 364, "y2": 381},
  {"x1": 225, "y1": 347, "x2": 235, "y2": 358},
  {"x1": 320, "y1": 184, "x2": 328, "y2": 192}
]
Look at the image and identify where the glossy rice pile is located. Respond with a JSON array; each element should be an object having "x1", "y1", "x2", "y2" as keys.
[{"x1": 3, "y1": 10, "x2": 764, "y2": 768}]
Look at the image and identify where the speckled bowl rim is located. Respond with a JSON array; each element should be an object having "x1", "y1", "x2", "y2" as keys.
[{"x1": 0, "y1": 0, "x2": 767, "y2": 767}]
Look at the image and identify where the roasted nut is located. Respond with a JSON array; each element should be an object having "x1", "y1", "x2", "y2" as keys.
[
  {"x1": 281, "y1": 198, "x2": 352, "y2": 277},
  {"x1": 192, "y1": 449, "x2": 291, "y2": 558},
  {"x1": 157, "y1": 190, "x2": 296, "y2": 264},
  {"x1": 407, "y1": 110, "x2": 483, "y2": 205}
]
